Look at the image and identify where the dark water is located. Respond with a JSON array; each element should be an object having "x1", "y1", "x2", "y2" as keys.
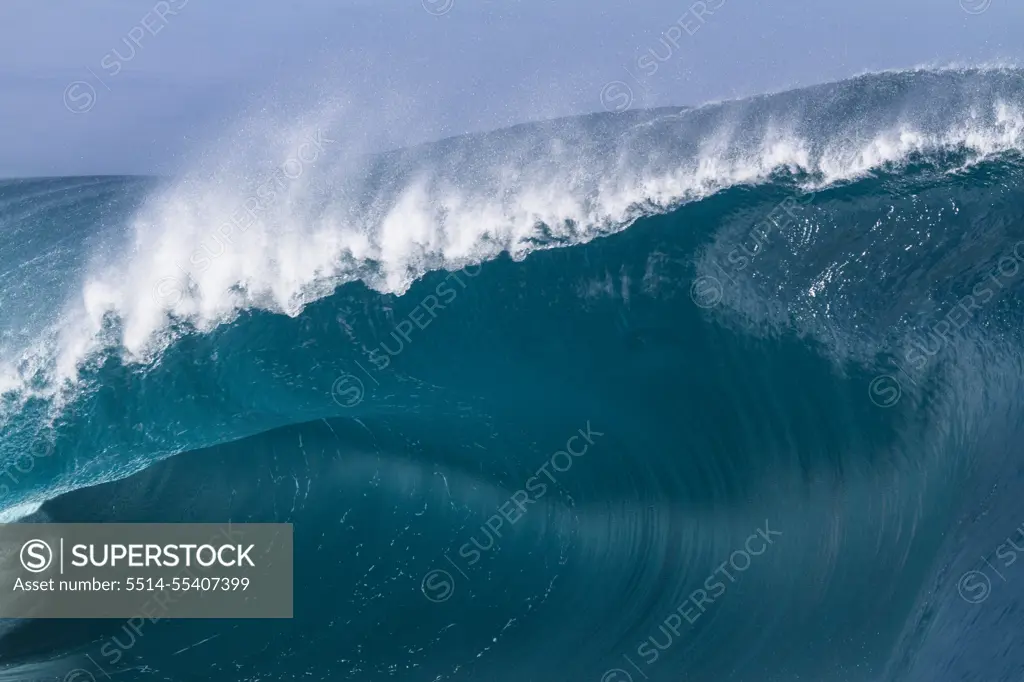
[{"x1": 2, "y1": 67, "x2": 1024, "y2": 681}]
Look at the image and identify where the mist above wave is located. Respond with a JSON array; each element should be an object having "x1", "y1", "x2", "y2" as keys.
[{"x1": 1, "y1": 66, "x2": 1023, "y2": 424}]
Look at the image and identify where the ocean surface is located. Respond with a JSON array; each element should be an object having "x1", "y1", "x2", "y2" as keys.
[{"x1": 2, "y1": 66, "x2": 1024, "y2": 681}]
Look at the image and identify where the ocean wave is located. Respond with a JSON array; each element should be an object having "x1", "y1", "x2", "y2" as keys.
[
  {"x1": 0, "y1": 68, "x2": 1022, "y2": 427},
  {"x1": 3, "y1": 66, "x2": 1024, "y2": 682}
]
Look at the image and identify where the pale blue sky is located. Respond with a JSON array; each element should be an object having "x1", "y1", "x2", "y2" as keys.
[{"x1": 0, "y1": 0, "x2": 1019, "y2": 177}]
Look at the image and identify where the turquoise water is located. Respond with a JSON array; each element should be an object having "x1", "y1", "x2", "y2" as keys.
[{"x1": 2, "y1": 67, "x2": 1024, "y2": 681}]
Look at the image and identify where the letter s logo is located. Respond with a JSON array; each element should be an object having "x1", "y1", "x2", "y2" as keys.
[
  {"x1": 20, "y1": 539, "x2": 52, "y2": 573},
  {"x1": 63, "y1": 82, "x2": 97, "y2": 114}
]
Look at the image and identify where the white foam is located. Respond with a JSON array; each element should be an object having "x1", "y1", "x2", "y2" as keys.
[
  {"x1": 0, "y1": 501, "x2": 43, "y2": 523},
  {"x1": 2, "y1": 67, "x2": 1024, "y2": 425}
]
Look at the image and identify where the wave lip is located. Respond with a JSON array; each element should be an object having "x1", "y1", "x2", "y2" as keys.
[
  {"x1": 2, "y1": 69, "x2": 1024, "y2": 681},
  {"x1": 0, "y1": 70, "x2": 1020, "y2": 385},
  {"x1": 1, "y1": 67, "x2": 1024, "y2": 516}
]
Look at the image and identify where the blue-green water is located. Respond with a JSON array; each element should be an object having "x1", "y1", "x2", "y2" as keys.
[{"x1": 3, "y1": 67, "x2": 1024, "y2": 681}]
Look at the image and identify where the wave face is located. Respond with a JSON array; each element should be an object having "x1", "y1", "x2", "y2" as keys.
[{"x1": 3, "y1": 67, "x2": 1024, "y2": 681}]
